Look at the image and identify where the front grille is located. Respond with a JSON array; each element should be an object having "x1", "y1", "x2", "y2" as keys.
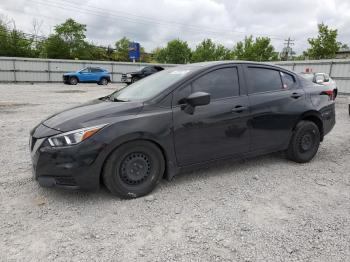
[{"x1": 55, "y1": 177, "x2": 77, "y2": 186}]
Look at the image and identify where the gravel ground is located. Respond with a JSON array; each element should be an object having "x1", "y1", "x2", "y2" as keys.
[{"x1": 0, "y1": 83, "x2": 349, "y2": 262}]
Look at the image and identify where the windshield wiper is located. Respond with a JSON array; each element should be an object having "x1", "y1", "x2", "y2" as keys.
[{"x1": 111, "y1": 97, "x2": 129, "y2": 102}]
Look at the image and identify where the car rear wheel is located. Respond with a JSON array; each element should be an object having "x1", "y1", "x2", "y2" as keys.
[
  {"x1": 99, "y1": 78, "x2": 108, "y2": 86},
  {"x1": 286, "y1": 120, "x2": 320, "y2": 163},
  {"x1": 69, "y1": 77, "x2": 78, "y2": 85},
  {"x1": 103, "y1": 141, "x2": 165, "y2": 198}
]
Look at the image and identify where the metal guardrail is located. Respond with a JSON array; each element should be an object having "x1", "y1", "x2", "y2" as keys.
[{"x1": 0, "y1": 57, "x2": 349, "y2": 93}]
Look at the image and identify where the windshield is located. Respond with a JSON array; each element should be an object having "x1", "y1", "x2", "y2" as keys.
[{"x1": 111, "y1": 67, "x2": 195, "y2": 101}]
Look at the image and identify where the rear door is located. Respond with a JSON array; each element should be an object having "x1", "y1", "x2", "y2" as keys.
[
  {"x1": 243, "y1": 65, "x2": 305, "y2": 152},
  {"x1": 90, "y1": 68, "x2": 103, "y2": 81},
  {"x1": 172, "y1": 65, "x2": 250, "y2": 166}
]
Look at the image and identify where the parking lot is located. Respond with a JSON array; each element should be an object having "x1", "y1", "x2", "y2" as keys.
[{"x1": 0, "y1": 83, "x2": 349, "y2": 261}]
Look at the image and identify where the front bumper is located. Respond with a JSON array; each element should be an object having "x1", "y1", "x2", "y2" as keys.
[
  {"x1": 121, "y1": 74, "x2": 132, "y2": 83},
  {"x1": 30, "y1": 124, "x2": 105, "y2": 191},
  {"x1": 63, "y1": 75, "x2": 70, "y2": 84}
]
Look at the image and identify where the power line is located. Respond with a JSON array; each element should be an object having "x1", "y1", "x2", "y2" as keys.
[{"x1": 281, "y1": 37, "x2": 295, "y2": 61}]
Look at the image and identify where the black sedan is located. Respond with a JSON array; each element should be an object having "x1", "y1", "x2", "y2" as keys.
[
  {"x1": 30, "y1": 61, "x2": 335, "y2": 198},
  {"x1": 121, "y1": 65, "x2": 164, "y2": 84}
]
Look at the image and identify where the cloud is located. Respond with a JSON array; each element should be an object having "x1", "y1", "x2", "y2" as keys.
[{"x1": 0, "y1": 0, "x2": 349, "y2": 54}]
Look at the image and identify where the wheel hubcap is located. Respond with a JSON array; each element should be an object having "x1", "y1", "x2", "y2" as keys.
[
  {"x1": 120, "y1": 152, "x2": 151, "y2": 185},
  {"x1": 300, "y1": 130, "x2": 315, "y2": 152}
]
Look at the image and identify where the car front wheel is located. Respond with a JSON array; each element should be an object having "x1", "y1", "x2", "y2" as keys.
[
  {"x1": 286, "y1": 120, "x2": 320, "y2": 163},
  {"x1": 103, "y1": 141, "x2": 165, "y2": 198},
  {"x1": 131, "y1": 76, "x2": 139, "y2": 83},
  {"x1": 69, "y1": 77, "x2": 78, "y2": 85}
]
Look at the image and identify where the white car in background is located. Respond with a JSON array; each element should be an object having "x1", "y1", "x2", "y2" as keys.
[{"x1": 300, "y1": 72, "x2": 338, "y2": 99}]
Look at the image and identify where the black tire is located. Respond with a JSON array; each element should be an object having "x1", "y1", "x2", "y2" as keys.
[
  {"x1": 286, "y1": 121, "x2": 320, "y2": 163},
  {"x1": 131, "y1": 76, "x2": 139, "y2": 83},
  {"x1": 69, "y1": 76, "x2": 78, "y2": 85},
  {"x1": 103, "y1": 141, "x2": 165, "y2": 198},
  {"x1": 333, "y1": 88, "x2": 337, "y2": 99},
  {"x1": 98, "y1": 78, "x2": 108, "y2": 86}
]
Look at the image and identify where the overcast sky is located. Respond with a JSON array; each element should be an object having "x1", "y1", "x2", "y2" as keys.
[{"x1": 0, "y1": 0, "x2": 349, "y2": 54}]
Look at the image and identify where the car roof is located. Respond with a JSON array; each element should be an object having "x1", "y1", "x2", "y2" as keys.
[{"x1": 171, "y1": 61, "x2": 293, "y2": 74}]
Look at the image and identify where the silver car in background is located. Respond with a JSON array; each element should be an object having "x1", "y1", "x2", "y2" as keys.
[{"x1": 300, "y1": 72, "x2": 338, "y2": 99}]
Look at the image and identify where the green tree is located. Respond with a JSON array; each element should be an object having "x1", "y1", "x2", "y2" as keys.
[
  {"x1": 232, "y1": 36, "x2": 278, "y2": 61},
  {"x1": 6, "y1": 30, "x2": 34, "y2": 57},
  {"x1": 44, "y1": 18, "x2": 88, "y2": 59},
  {"x1": 306, "y1": 23, "x2": 340, "y2": 59},
  {"x1": 191, "y1": 39, "x2": 231, "y2": 62},
  {"x1": 86, "y1": 44, "x2": 110, "y2": 61},
  {"x1": 43, "y1": 34, "x2": 70, "y2": 59},
  {"x1": 0, "y1": 23, "x2": 9, "y2": 56},
  {"x1": 140, "y1": 46, "x2": 151, "y2": 63},
  {"x1": 154, "y1": 39, "x2": 191, "y2": 64},
  {"x1": 0, "y1": 20, "x2": 35, "y2": 57},
  {"x1": 114, "y1": 37, "x2": 130, "y2": 61}
]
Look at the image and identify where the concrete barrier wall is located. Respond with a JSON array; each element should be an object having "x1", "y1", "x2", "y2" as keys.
[
  {"x1": 275, "y1": 59, "x2": 350, "y2": 94},
  {"x1": 1, "y1": 57, "x2": 349, "y2": 93},
  {"x1": 0, "y1": 57, "x2": 176, "y2": 83}
]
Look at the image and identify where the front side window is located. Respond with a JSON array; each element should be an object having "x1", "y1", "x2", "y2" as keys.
[
  {"x1": 80, "y1": 67, "x2": 90, "y2": 73},
  {"x1": 192, "y1": 67, "x2": 239, "y2": 100},
  {"x1": 248, "y1": 67, "x2": 283, "y2": 94}
]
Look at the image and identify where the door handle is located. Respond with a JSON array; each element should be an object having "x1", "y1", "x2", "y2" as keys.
[
  {"x1": 231, "y1": 105, "x2": 246, "y2": 113},
  {"x1": 291, "y1": 92, "x2": 302, "y2": 99}
]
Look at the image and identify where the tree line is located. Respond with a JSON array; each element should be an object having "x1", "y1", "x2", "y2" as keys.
[{"x1": 0, "y1": 17, "x2": 347, "y2": 64}]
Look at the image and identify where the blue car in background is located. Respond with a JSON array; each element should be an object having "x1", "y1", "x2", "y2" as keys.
[{"x1": 63, "y1": 67, "x2": 111, "y2": 85}]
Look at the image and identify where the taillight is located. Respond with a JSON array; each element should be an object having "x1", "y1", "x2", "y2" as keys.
[{"x1": 321, "y1": 90, "x2": 334, "y2": 100}]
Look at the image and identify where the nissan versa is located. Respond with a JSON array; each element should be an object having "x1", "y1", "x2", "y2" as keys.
[{"x1": 29, "y1": 62, "x2": 336, "y2": 198}]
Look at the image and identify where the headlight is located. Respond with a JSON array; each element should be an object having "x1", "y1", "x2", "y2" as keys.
[
  {"x1": 126, "y1": 74, "x2": 132, "y2": 78},
  {"x1": 48, "y1": 124, "x2": 108, "y2": 147}
]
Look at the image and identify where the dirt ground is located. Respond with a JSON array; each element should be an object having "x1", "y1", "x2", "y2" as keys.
[{"x1": 0, "y1": 83, "x2": 349, "y2": 262}]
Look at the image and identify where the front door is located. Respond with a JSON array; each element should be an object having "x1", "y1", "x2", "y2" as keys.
[{"x1": 172, "y1": 66, "x2": 251, "y2": 166}]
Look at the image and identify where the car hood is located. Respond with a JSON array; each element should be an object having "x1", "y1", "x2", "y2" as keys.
[
  {"x1": 126, "y1": 71, "x2": 142, "y2": 76},
  {"x1": 43, "y1": 98, "x2": 143, "y2": 132},
  {"x1": 63, "y1": 71, "x2": 78, "y2": 76}
]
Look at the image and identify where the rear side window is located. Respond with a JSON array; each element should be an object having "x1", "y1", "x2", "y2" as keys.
[
  {"x1": 281, "y1": 72, "x2": 297, "y2": 89},
  {"x1": 192, "y1": 67, "x2": 239, "y2": 99},
  {"x1": 248, "y1": 67, "x2": 283, "y2": 94}
]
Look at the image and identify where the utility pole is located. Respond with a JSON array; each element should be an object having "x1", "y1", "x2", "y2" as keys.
[{"x1": 281, "y1": 37, "x2": 295, "y2": 61}]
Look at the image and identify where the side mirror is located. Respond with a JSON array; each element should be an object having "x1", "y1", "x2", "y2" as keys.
[
  {"x1": 180, "y1": 92, "x2": 210, "y2": 115},
  {"x1": 324, "y1": 78, "x2": 330, "y2": 82}
]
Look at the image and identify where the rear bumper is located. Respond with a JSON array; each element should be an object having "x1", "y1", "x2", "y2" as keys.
[{"x1": 321, "y1": 103, "x2": 336, "y2": 136}]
